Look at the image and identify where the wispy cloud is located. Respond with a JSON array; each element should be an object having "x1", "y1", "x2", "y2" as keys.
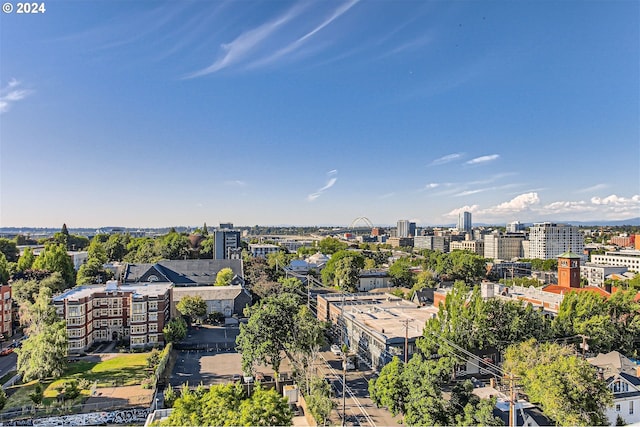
[
  {"x1": 423, "y1": 183, "x2": 440, "y2": 190},
  {"x1": 224, "y1": 180, "x2": 247, "y2": 187},
  {"x1": 429, "y1": 153, "x2": 463, "y2": 166},
  {"x1": 576, "y1": 183, "x2": 608, "y2": 194},
  {"x1": 466, "y1": 154, "x2": 499, "y2": 165},
  {"x1": 307, "y1": 169, "x2": 338, "y2": 202},
  {"x1": 378, "y1": 192, "x2": 395, "y2": 199},
  {"x1": 0, "y1": 79, "x2": 32, "y2": 114},
  {"x1": 251, "y1": 0, "x2": 359, "y2": 68},
  {"x1": 481, "y1": 192, "x2": 540, "y2": 215},
  {"x1": 187, "y1": 4, "x2": 305, "y2": 77}
]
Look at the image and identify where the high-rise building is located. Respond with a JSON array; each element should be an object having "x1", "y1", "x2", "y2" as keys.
[
  {"x1": 528, "y1": 223, "x2": 584, "y2": 260},
  {"x1": 214, "y1": 229, "x2": 241, "y2": 260},
  {"x1": 397, "y1": 220, "x2": 410, "y2": 238},
  {"x1": 506, "y1": 221, "x2": 526, "y2": 233},
  {"x1": 457, "y1": 211, "x2": 472, "y2": 234}
]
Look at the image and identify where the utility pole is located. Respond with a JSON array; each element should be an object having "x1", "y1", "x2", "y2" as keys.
[
  {"x1": 401, "y1": 318, "x2": 414, "y2": 364},
  {"x1": 307, "y1": 274, "x2": 311, "y2": 309},
  {"x1": 579, "y1": 335, "x2": 590, "y2": 359},
  {"x1": 342, "y1": 350, "x2": 347, "y2": 427},
  {"x1": 509, "y1": 373, "x2": 516, "y2": 427}
]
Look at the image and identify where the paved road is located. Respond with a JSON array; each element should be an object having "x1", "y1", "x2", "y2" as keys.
[{"x1": 316, "y1": 350, "x2": 401, "y2": 427}]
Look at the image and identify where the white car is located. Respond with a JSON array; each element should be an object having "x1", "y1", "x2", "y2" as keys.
[{"x1": 330, "y1": 344, "x2": 342, "y2": 356}]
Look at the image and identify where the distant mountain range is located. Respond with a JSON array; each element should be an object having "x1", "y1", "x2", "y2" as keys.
[{"x1": 1, "y1": 217, "x2": 639, "y2": 235}]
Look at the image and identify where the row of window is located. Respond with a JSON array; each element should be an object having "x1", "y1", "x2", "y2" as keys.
[{"x1": 615, "y1": 400, "x2": 634, "y2": 415}]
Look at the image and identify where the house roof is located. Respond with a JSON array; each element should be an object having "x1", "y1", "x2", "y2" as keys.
[
  {"x1": 172, "y1": 285, "x2": 249, "y2": 302},
  {"x1": 123, "y1": 260, "x2": 243, "y2": 286},
  {"x1": 589, "y1": 351, "x2": 639, "y2": 377}
]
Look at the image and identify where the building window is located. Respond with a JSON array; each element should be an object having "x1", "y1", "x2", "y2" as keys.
[
  {"x1": 148, "y1": 334, "x2": 158, "y2": 343},
  {"x1": 131, "y1": 336, "x2": 146, "y2": 345},
  {"x1": 132, "y1": 314, "x2": 146, "y2": 323},
  {"x1": 630, "y1": 401, "x2": 634, "y2": 415},
  {"x1": 149, "y1": 312, "x2": 158, "y2": 321},
  {"x1": 149, "y1": 323, "x2": 157, "y2": 333},
  {"x1": 149, "y1": 301, "x2": 158, "y2": 311},
  {"x1": 616, "y1": 404, "x2": 621, "y2": 412},
  {"x1": 132, "y1": 302, "x2": 146, "y2": 314},
  {"x1": 68, "y1": 306, "x2": 81, "y2": 317}
]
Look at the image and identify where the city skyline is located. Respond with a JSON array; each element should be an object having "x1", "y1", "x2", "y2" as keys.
[{"x1": 1, "y1": 1, "x2": 638, "y2": 228}]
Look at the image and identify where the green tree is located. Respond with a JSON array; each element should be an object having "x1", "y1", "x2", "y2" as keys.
[
  {"x1": 318, "y1": 237, "x2": 348, "y2": 255},
  {"x1": 163, "y1": 317, "x2": 187, "y2": 343},
  {"x1": 160, "y1": 232, "x2": 190, "y2": 260},
  {"x1": 199, "y1": 236, "x2": 214, "y2": 259},
  {"x1": 29, "y1": 383, "x2": 44, "y2": 406},
  {"x1": 237, "y1": 385, "x2": 292, "y2": 426},
  {"x1": 32, "y1": 243, "x2": 76, "y2": 286},
  {"x1": 16, "y1": 317, "x2": 67, "y2": 380},
  {"x1": 12, "y1": 271, "x2": 67, "y2": 305},
  {"x1": 504, "y1": 339, "x2": 612, "y2": 426},
  {"x1": 236, "y1": 293, "x2": 298, "y2": 380},
  {"x1": 0, "y1": 253, "x2": 9, "y2": 284},
  {"x1": 369, "y1": 356, "x2": 406, "y2": 416},
  {"x1": 0, "y1": 388, "x2": 8, "y2": 410},
  {"x1": 448, "y1": 250, "x2": 486, "y2": 283},
  {"x1": 77, "y1": 258, "x2": 113, "y2": 285},
  {"x1": 104, "y1": 234, "x2": 129, "y2": 261},
  {"x1": 0, "y1": 238, "x2": 19, "y2": 262},
  {"x1": 16, "y1": 247, "x2": 35, "y2": 271},
  {"x1": 176, "y1": 295, "x2": 208, "y2": 324},
  {"x1": 305, "y1": 376, "x2": 334, "y2": 425},
  {"x1": 214, "y1": 267, "x2": 235, "y2": 286},
  {"x1": 388, "y1": 257, "x2": 414, "y2": 287}
]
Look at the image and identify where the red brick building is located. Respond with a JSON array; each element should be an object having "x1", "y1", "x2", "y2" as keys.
[{"x1": 53, "y1": 281, "x2": 171, "y2": 353}]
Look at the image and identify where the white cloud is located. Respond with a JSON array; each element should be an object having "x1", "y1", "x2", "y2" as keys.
[
  {"x1": 307, "y1": 169, "x2": 338, "y2": 202},
  {"x1": 0, "y1": 79, "x2": 32, "y2": 114},
  {"x1": 378, "y1": 192, "x2": 395, "y2": 199},
  {"x1": 590, "y1": 194, "x2": 640, "y2": 206},
  {"x1": 187, "y1": 5, "x2": 304, "y2": 77},
  {"x1": 445, "y1": 205, "x2": 479, "y2": 217},
  {"x1": 466, "y1": 154, "x2": 499, "y2": 165},
  {"x1": 429, "y1": 153, "x2": 462, "y2": 166},
  {"x1": 480, "y1": 192, "x2": 540, "y2": 215},
  {"x1": 424, "y1": 183, "x2": 440, "y2": 189},
  {"x1": 252, "y1": 0, "x2": 359, "y2": 68},
  {"x1": 541, "y1": 200, "x2": 594, "y2": 214},
  {"x1": 576, "y1": 183, "x2": 608, "y2": 193}
]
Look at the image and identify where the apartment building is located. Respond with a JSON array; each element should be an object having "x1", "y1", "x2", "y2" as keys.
[
  {"x1": 528, "y1": 223, "x2": 584, "y2": 260},
  {"x1": 248, "y1": 244, "x2": 280, "y2": 258},
  {"x1": 450, "y1": 239, "x2": 484, "y2": 256},
  {"x1": 483, "y1": 232, "x2": 526, "y2": 260},
  {"x1": 0, "y1": 285, "x2": 12, "y2": 338},
  {"x1": 53, "y1": 281, "x2": 171, "y2": 353},
  {"x1": 581, "y1": 263, "x2": 628, "y2": 288},
  {"x1": 592, "y1": 250, "x2": 640, "y2": 273}
]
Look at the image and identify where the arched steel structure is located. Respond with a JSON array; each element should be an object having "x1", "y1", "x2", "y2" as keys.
[{"x1": 349, "y1": 217, "x2": 373, "y2": 229}]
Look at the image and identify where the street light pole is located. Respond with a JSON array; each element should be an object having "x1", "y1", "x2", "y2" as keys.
[{"x1": 342, "y1": 350, "x2": 347, "y2": 427}]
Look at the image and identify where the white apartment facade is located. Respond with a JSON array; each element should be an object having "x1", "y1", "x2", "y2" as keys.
[
  {"x1": 591, "y1": 250, "x2": 640, "y2": 273},
  {"x1": 528, "y1": 223, "x2": 584, "y2": 260},
  {"x1": 483, "y1": 233, "x2": 526, "y2": 260}
]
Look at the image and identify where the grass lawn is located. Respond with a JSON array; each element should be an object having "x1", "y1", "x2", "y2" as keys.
[{"x1": 3, "y1": 353, "x2": 154, "y2": 412}]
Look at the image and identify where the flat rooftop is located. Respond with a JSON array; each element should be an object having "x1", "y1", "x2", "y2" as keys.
[{"x1": 53, "y1": 282, "x2": 171, "y2": 302}]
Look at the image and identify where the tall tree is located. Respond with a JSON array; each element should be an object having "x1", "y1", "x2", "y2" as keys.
[
  {"x1": 176, "y1": 295, "x2": 208, "y2": 324},
  {"x1": 369, "y1": 356, "x2": 406, "y2": 416},
  {"x1": 16, "y1": 247, "x2": 35, "y2": 271},
  {"x1": 0, "y1": 238, "x2": 19, "y2": 263},
  {"x1": 236, "y1": 293, "x2": 297, "y2": 380},
  {"x1": 163, "y1": 317, "x2": 187, "y2": 343},
  {"x1": 16, "y1": 287, "x2": 67, "y2": 381},
  {"x1": 214, "y1": 268, "x2": 235, "y2": 286},
  {"x1": 504, "y1": 339, "x2": 612, "y2": 426},
  {"x1": 0, "y1": 253, "x2": 9, "y2": 284},
  {"x1": 32, "y1": 243, "x2": 76, "y2": 286},
  {"x1": 388, "y1": 257, "x2": 415, "y2": 287}
]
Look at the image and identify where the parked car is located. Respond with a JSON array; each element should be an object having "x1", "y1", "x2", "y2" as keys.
[
  {"x1": 0, "y1": 348, "x2": 13, "y2": 356},
  {"x1": 231, "y1": 374, "x2": 242, "y2": 383},
  {"x1": 330, "y1": 344, "x2": 342, "y2": 356}
]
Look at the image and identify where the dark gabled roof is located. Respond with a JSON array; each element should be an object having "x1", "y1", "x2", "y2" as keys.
[
  {"x1": 620, "y1": 372, "x2": 640, "y2": 387},
  {"x1": 615, "y1": 391, "x2": 640, "y2": 399},
  {"x1": 494, "y1": 405, "x2": 552, "y2": 427},
  {"x1": 412, "y1": 288, "x2": 435, "y2": 304},
  {"x1": 123, "y1": 259, "x2": 244, "y2": 286}
]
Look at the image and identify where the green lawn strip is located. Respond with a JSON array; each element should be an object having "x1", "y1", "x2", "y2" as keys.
[
  {"x1": 3, "y1": 353, "x2": 154, "y2": 413},
  {"x1": 0, "y1": 370, "x2": 16, "y2": 385}
]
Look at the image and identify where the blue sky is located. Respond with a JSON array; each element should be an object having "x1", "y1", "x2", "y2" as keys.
[{"x1": 1, "y1": 0, "x2": 638, "y2": 228}]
